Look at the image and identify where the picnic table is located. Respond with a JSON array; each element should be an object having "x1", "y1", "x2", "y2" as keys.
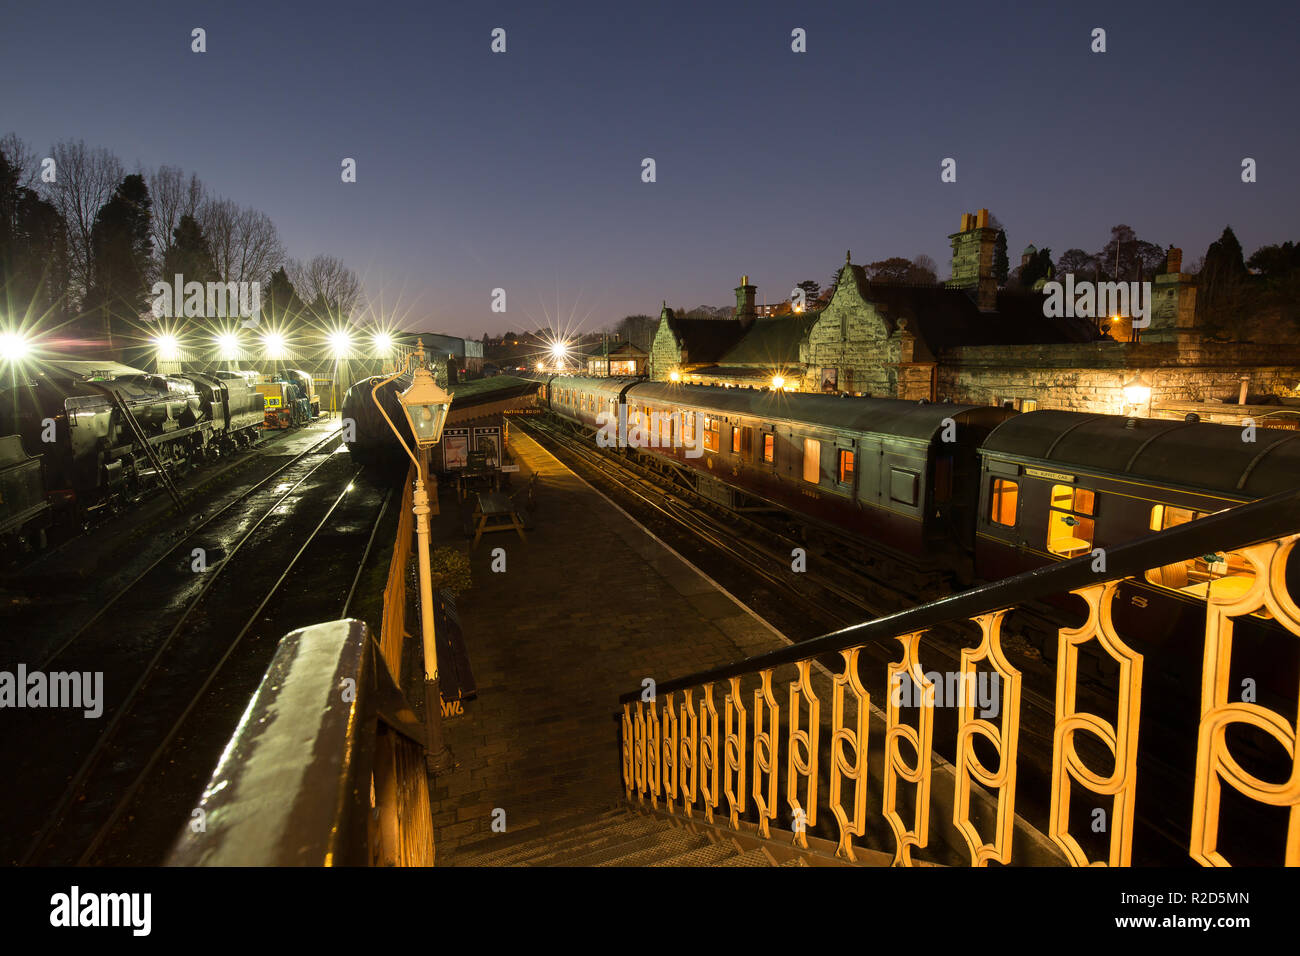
[{"x1": 471, "y1": 491, "x2": 527, "y2": 549}]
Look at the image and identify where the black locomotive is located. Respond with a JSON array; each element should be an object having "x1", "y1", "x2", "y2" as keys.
[{"x1": 0, "y1": 358, "x2": 265, "y2": 556}]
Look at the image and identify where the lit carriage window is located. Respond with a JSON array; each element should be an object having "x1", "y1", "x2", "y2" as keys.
[
  {"x1": 1046, "y1": 484, "x2": 1095, "y2": 558},
  {"x1": 838, "y1": 449, "x2": 854, "y2": 483},
  {"x1": 1144, "y1": 505, "x2": 1260, "y2": 607},
  {"x1": 762, "y1": 433, "x2": 774, "y2": 463},
  {"x1": 802, "y1": 438, "x2": 821, "y2": 483},
  {"x1": 681, "y1": 412, "x2": 694, "y2": 443},
  {"x1": 731, "y1": 427, "x2": 742, "y2": 454},
  {"x1": 989, "y1": 478, "x2": 1018, "y2": 526},
  {"x1": 704, "y1": 417, "x2": 720, "y2": 453}
]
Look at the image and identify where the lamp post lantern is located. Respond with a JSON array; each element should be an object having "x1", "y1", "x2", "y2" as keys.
[{"x1": 371, "y1": 339, "x2": 455, "y2": 773}]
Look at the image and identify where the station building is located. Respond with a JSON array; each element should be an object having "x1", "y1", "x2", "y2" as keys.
[{"x1": 647, "y1": 209, "x2": 1300, "y2": 424}]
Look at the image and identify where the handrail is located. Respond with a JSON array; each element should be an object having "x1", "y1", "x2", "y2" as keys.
[
  {"x1": 167, "y1": 619, "x2": 432, "y2": 866},
  {"x1": 621, "y1": 486, "x2": 1300, "y2": 703}
]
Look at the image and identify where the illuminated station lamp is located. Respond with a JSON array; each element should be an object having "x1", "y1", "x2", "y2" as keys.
[
  {"x1": 0, "y1": 330, "x2": 32, "y2": 362},
  {"x1": 398, "y1": 361, "x2": 453, "y2": 448}
]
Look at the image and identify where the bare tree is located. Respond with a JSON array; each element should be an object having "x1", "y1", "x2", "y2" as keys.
[
  {"x1": 290, "y1": 254, "x2": 363, "y2": 320},
  {"x1": 38, "y1": 139, "x2": 124, "y2": 300},
  {"x1": 200, "y1": 197, "x2": 285, "y2": 286},
  {"x1": 0, "y1": 132, "x2": 38, "y2": 190},
  {"x1": 149, "y1": 165, "x2": 205, "y2": 274}
]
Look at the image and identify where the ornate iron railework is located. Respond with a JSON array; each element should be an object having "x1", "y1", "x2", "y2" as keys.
[
  {"x1": 787, "y1": 660, "x2": 821, "y2": 850},
  {"x1": 1191, "y1": 536, "x2": 1300, "y2": 866},
  {"x1": 752, "y1": 669, "x2": 779, "y2": 839},
  {"x1": 724, "y1": 676, "x2": 748, "y2": 829},
  {"x1": 615, "y1": 491, "x2": 1300, "y2": 867},
  {"x1": 883, "y1": 630, "x2": 934, "y2": 867},
  {"x1": 700, "y1": 683, "x2": 720, "y2": 824},
  {"x1": 679, "y1": 689, "x2": 698, "y2": 818},
  {"x1": 1050, "y1": 581, "x2": 1143, "y2": 866},
  {"x1": 662, "y1": 692, "x2": 679, "y2": 814},
  {"x1": 829, "y1": 648, "x2": 870, "y2": 862},
  {"x1": 954, "y1": 610, "x2": 1022, "y2": 867}
]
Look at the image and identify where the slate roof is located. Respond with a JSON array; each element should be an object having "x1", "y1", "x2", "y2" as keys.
[
  {"x1": 841, "y1": 265, "x2": 1099, "y2": 354},
  {"x1": 664, "y1": 312, "x2": 747, "y2": 363},
  {"x1": 717, "y1": 313, "x2": 820, "y2": 366}
]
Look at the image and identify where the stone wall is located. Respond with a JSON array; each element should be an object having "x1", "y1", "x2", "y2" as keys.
[
  {"x1": 800, "y1": 263, "x2": 907, "y2": 397},
  {"x1": 647, "y1": 311, "x2": 682, "y2": 381},
  {"x1": 938, "y1": 340, "x2": 1300, "y2": 414}
]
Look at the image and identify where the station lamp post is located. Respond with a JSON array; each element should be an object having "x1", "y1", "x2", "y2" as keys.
[{"x1": 371, "y1": 340, "x2": 456, "y2": 772}]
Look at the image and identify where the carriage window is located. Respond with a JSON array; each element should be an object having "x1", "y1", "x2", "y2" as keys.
[
  {"x1": 838, "y1": 449, "x2": 854, "y2": 483},
  {"x1": 1046, "y1": 484, "x2": 1095, "y2": 557},
  {"x1": 1143, "y1": 505, "x2": 1260, "y2": 606},
  {"x1": 703, "y1": 417, "x2": 720, "y2": 453},
  {"x1": 731, "y1": 427, "x2": 742, "y2": 454},
  {"x1": 762, "y1": 433, "x2": 774, "y2": 464},
  {"x1": 802, "y1": 438, "x2": 821, "y2": 483},
  {"x1": 990, "y1": 478, "x2": 1018, "y2": 526},
  {"x1": 682, "y1": 412, "x2": 694, "y2": 444}
]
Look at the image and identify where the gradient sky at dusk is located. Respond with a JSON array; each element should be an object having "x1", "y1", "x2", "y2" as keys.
[{"x1": 4, "y1": 0, "x2": 1297, "y2": 337}]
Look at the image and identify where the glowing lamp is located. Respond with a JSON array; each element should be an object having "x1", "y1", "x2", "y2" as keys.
[
  {"x1": 398, "y1": 365, "x2": 453, "y2": 449},
  {"x1": 263, "y1": 332, "x2": 287, "y2": 359},
  {"x1": 771, "y1": 375, "x2": 785, "y2": 390},
  {"x1": 669, "y1": 370, "x2": 681, "y2": 382},
  {"x1": 372, "y1": 332, "x2": 393, "y2": 354},
  {"x1": 0, "y1": 331, "x2": 32, "y2": 362},
  {"x1": 216, "y1": 333, "x2": 239, "y2": 358},
  {"x1": 328, "y1": 330, "x2": 352, "y2": 358},
  {"x1": 155, "y1": 334, "x2": 181, "y2": 361}
]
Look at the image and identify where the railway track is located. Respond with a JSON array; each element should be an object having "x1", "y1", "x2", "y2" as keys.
[{"x1": 3, "y1": 428, "x2": 393, "y2": 865}]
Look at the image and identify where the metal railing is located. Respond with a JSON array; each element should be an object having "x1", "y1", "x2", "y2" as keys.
[
  {"x1": 168, "y1": 619, "x2": 434, "y2": 866},
  {"x1": 619, "y1": 487, "x2": 1300, "y2": 866}
]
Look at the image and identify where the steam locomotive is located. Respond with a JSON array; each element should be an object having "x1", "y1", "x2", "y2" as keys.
[{"x1": 0, "y1": 358, "x2": 265, "y2": 556}]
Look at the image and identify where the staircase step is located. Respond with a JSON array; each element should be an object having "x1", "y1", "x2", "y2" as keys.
[
  {"x1": 452, "y1": 807, "x2": 634, "y2": 867},
  {"x1": 509, "y1": 814, "x2": 669, "y2": 866},
  {"x1": 649, "y1": 840, "x2": 739, "y2": 867},
  {"x1": 717, "y1": 847, "x2": 777, "y2": 867},
  {"x1": 592, "y1": 827, "x2": 712, "y2": 867},
  {"x1": 545, "y1": 826, "x2": 696, "y2": 867}
]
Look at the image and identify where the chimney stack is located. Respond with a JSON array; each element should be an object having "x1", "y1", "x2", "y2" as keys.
[
  {"x1": 946, "y1": 208, "x2": 999, "y2": 311},
  {"x1": 735, "y1": 275, "x2": 757, "y2": 328},
  {"x1": 1166, "y1": 246, "x2": 1183, "y2": 274}
]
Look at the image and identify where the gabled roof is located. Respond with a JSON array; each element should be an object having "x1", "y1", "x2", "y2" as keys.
[{"x1": 839, "y1": 265, "x2": 1099, "y2": 352}]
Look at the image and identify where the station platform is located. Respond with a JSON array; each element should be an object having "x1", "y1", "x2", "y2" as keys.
[{"x1": 426, "y1": 430, "x2": 791, "y2": 862}]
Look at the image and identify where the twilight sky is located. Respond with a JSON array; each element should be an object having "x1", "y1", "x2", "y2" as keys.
[{"x1": 3, "y1": 0, "x2": 1297, "y2": 338}]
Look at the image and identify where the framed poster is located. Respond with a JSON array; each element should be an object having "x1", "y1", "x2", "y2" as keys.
[
  {"x1": 442, "y1": 428, "x2": 470, "y2": 470},
  {"x1": 472, "y1": 427, "x2": 502, "y2": 469}
]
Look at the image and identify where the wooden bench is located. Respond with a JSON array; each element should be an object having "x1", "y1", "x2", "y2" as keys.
[{"x1": 471, "y1": 491, "x2": 527, "y2": 549}]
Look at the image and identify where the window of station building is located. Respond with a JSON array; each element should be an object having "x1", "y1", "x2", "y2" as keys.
[
  {"x1": 762, "y1": 433, "x2": 775, "y2": 464},
  {"x1": 703, "y1": 417, "x2": 720, "y2": 453},
  {"x1": 803, "y1": 438, "x2": 821, "y2": 483},
  {"x1": 1046, "y1": 484, "x2": 1096, "y2": 558},
  {"x1": 989, "y1": 478, "x2": 1019, "y2": 527},
  {"x1": 837, "y1": 449, "x2": 854, "y2": 484},
  {"x1": 1143, "y1": 505, "x2": 1260, "y2": 606}
]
